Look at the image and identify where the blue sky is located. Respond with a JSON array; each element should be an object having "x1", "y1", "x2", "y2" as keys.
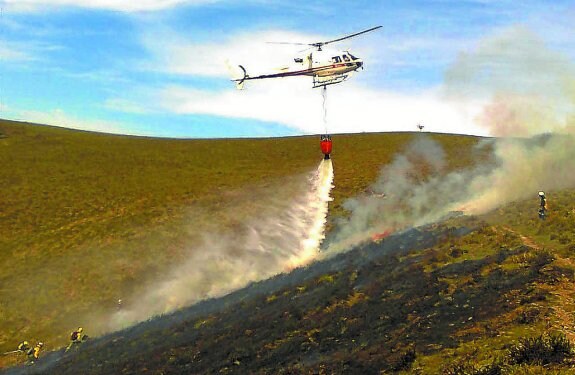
[{"x1": 0, "y1": 0, "x2": 574, "y2": 138}]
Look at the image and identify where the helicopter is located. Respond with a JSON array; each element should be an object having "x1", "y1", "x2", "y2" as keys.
[{"x1": 232, "y1": 26, "x2": 382, "y2": 89}]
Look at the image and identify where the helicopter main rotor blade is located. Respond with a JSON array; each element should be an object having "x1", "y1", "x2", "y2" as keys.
[
  {"x1": 319, "y1": 25, "x2": 382, "y2": 47},
  {"x1": 266, "y1": 41, "x2": 311, "y2": 46},
  {"x1": 266, "y1": 26, "x2": 382, "y2": 50}
]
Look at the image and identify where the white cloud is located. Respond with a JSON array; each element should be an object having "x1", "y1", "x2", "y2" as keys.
[
  {"x1": 0, "y1": 39, "x2": 33, "y2": 61},
  {"x1": 0, "y1": 0, "x2": 216, "y2": 12},
  {"x1": 444, "y1": 26, "x2": 575, "y2": 100},
  {"x1": 4, "y1": 107, "x2": 133, "y2": 135},
  {"x1": 155, "y1": 80, "x2": 488, "y2": 136},
  {"x1": 135, "y1": 25, "x2": 490, "y2": 136},
  {"x1": 0, "y1": 35, "x2": 63, "y2": 64},
  {"x1": 141, "y1": 28, "x2": 326, "y2": 78},
  {"x1": 104, "y1": 98, "x2": 151, "y2": 114}
]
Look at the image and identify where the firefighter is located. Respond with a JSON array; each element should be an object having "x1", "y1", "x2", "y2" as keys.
[
  {"x1": 27, "y1": 342, "x2": 43, "y2": 364},
  {"x1": 538, "y1": 191, "x2": 547, "y2": 219},
  {"x1": 17, "y1": 341, "x2": 30, "y2": 354},
  {"x1": 65, "y1": 327, "x2": 85, "y2": 352}
]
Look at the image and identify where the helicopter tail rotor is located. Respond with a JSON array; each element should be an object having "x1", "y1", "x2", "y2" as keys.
[
  {"x1": 237, "y1": 65, "x2": 248, "y2": 89},
  {"x1": 229, "y1": 64, "x2": 248, "y2": 90}
]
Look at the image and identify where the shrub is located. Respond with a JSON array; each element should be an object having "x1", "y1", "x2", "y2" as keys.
[
  {"x1": 442, "y1": 360, "x2": 504, "y2": 375},
  {"x1": 508, "y1": 333, "x2": 573, "y2": 365},
  {"x1": 529, "y1": 250, "x2": 555, "y2": 270},
  {"x1": 550, "y1": 233, "x2": 559, "y2": 241},
  {"x1": 515, "y1": 307, "x2": 541, "y2": 324},
  {"x1": 443, "y1": 361, "x2": 472, "y2": 375},
  {"x1": 558, "y1": 236, "x2": 571, "y2": 245},
  {"x1": 474, "y1": 361, "x2": 504, "y2": 375},
  {"x1": 449, "y1": 247, "x2": 464, "y2": 258},
  {"x1": 389, "y1": 346, "x2": 416, "y2": 372}
]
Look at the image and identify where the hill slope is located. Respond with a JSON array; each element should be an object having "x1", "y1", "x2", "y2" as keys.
[
  {"x1": 1, "y1": 119, "x2": 490, "y2": 369},
  {"x1": 7, "y1": 190, "x2": 575, "y2": 374}
]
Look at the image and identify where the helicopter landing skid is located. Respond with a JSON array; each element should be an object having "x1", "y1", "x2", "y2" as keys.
[{"x1": 313, "y1": 73, "x2": 350, "y2": 88}]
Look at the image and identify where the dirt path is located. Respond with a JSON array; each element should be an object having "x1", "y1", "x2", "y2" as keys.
[
  {"x1": 544, "y1": 277, "x2": 575, "y2": 341},
  {"x1": 547, "y1": 256, "x2": 575, "y2": 341},
  {"x1": 500, "y1": 226, "x2": 575, "y2": 340},
  {"x1": 501, "y1": 226, "x2": 541, "y2": 250}
]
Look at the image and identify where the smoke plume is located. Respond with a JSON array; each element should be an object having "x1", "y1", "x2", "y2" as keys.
[
  {"x1": 444, "y1": 26, "x2": 575, "y2": 210},
  {"x1": 445, "y1": 26, "x2": 575, "y2": 137},
  {"x1": 326, "y1": 136, "x2": 483, "y2": 252},
  {"x1": 327, "y1": 133, "x2": 575, "y2": 253},
  {"x1": 328, "y1": 26, "x2": 575, "y2": 252},
  {"x1": 109, "y1": 160, "x2": 333, "y2": 329},
  {"x1": 460, "y1": 134, "x2": 575, "y2": 214}
]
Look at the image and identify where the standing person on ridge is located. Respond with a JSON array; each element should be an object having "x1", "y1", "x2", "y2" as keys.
[{"x1": 538, "y1": 191, "x2": 547, "y2": 219}]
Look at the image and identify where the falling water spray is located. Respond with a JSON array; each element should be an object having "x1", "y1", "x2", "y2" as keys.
[
  {"x1": 288, "y1": 158, "x2": 334, "y2": 268},
  {"x1": 109, "y1": 160, "x2": 334, "y2": 330}
]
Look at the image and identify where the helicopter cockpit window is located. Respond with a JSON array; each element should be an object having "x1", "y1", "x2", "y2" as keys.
[
  {"x1": 331, "y1": 56, "x2": 342, "y2": 63},
  {"x1": 348, "y1": 53, "x2": 359, "y2": 60},
  {"x1": 342, "y1": 54, "x2": 350, "y2": 62}
]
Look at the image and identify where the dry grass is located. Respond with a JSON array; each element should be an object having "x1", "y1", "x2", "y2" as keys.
[{"x1": 0, "y1": 119, "x2": 487, "y2": 366}]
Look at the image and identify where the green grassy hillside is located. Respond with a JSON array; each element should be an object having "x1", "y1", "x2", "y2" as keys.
[
  {"x1": 0, "y1": 119, "x2": 487, "y2": 368},
  {"x1": 31, "y1": 190, "x2": 575, "y2": 375}
]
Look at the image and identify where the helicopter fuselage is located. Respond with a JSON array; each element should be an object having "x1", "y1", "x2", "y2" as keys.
[
  {"x1": 234, "y1": 50, "x2": 363, "y2": 89},
  {"x1": 232, "y1": 26, "x2": 379, "y2": 89},
  {"x1": 299, "y1": 51, "x2": 363, "y2": 77}
]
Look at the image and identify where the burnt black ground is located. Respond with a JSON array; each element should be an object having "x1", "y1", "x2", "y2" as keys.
[{"x1": 2, "y1": 219, "x2": 472, "y2": 375}]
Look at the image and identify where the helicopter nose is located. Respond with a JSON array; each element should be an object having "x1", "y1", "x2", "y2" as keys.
[{"x1": 356, "y1": 60, "x2": 363, "y2": 70}]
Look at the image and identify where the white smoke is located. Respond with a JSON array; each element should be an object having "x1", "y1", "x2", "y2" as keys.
[
  {"x1": 109, "y1": 159, "x2": 333, "y2": 329},
  {"x1": 325, "y1": 136, "x2": 481, "y2": 253},
  {"x1": 326, "y1": 26, "x2": 575, "y2": 253},
  {"x1": 460, "y1": 134, "x2": 575, "y2": 214},
  {"x1": 443, "y1": 26, "x2": 575, "y2": 211},
  {"x1": 326, "y1": 133, "x2": 575, "y2": 253},
  {"x1": 444, "y1": 26, "x2": 575, "y2": 137}
]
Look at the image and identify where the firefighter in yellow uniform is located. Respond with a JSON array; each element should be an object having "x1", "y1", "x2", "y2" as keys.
[
  {"x1": 66, "y1": 327, "x2": 85, "y2": 352},
  {"x1": 27, "y1": 342, "x2": 43, "y2": 364},
  {"x1": 17, "y1": 341, "x2": 30, "y2": 354}
]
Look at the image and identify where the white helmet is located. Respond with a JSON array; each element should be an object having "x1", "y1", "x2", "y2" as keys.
[{"x1": 539, "y1": 191, "x2": 545, "y2": 197}]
